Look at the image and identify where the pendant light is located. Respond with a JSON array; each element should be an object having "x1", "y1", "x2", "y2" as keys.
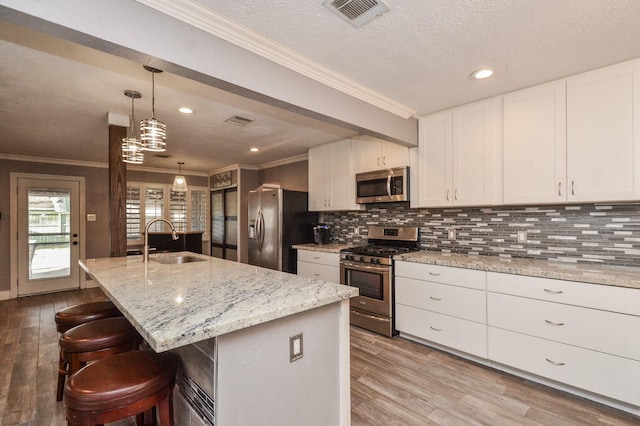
[
  {"x1": 172, "y1": 162, "x2": 188, "y2": 192},
  {"x1": 121, "y1": 90, "x2": 144, "y2": 164},
  {"x1": 140, "y1": 65, "x2": 167, "y2": 152}
]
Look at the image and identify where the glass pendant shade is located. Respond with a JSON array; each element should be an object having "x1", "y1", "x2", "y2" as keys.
[
  {"x1": 140, "y1": 117, "x2": 167, "y2": 151},
  {"x1": 172, "y1": 162, "x2": 188, "y2": 192},
  {"x1": 121, "y1": 90, "x2": 144, "y2": 164},
  {"x1": 141, "y1": 65, "x2": 167, "y2": 152},
  {"x1": 122, "y1": 137, "x2": 144, "y2": 164}
]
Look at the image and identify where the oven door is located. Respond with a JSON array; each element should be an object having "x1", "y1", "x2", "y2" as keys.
[{"x1": 340, "y1": 260, "x2": 391, "y2": 317}]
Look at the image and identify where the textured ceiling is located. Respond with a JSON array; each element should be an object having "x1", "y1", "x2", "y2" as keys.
[
  {"x1": 193, "y1": 0, "x2": 640, "y2": 116},
  {"x1": 2, "y1": 0, "x2": 640, "y2": 173}
]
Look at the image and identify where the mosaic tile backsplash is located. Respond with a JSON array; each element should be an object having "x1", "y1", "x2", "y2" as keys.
[{"x1": 322, "y1": 202, "x2": 640, "y2": 268}]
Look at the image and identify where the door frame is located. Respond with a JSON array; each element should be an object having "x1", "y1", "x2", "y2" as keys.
[{"x1": 10, "y1": 172, "x2": 87, "y2": 298}]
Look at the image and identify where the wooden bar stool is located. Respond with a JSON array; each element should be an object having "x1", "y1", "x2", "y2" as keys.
[
  {"x1": 55, "y1": 301, "x2": 124, "y2": 401},
  {"x1": 64, "y1": 350, "x2": 178, "y2": 426},
  {"x1": 57, "y1": 317, "x2": 140, "y2": 401},
  {"x1": 55, "y1": 301, "x2": 122, "y2": 334}
]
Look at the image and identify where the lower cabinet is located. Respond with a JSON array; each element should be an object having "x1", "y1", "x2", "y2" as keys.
[
  {"x1": 487, "y1": 271, "x2": 640, "y2": 407},
  {"x1": 394, "y1": 262, "x2": 640, "y2": 411},
  {"x1": 296, "y1": 250, "x2": 340, "y2": 284},
  {"x1": 394, "y1": 261, "x2": 488, "y2": 358}
]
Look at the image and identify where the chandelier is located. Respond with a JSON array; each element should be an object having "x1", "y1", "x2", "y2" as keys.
[
  {"x1": 140, "y1": 65, "x2": 167, "y2": 152},
  {"x1": 121, "y1": 90, "x2": 143, "y2": 164}
]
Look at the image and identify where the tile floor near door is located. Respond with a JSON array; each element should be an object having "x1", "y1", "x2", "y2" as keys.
[{"x1": 1, "y1": 288, "x2": 638, "y2": 425}]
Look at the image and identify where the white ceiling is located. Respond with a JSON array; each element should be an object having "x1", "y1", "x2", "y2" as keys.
[{"x1": 2, "y1": 0, "x2": 640, "y2": 174}]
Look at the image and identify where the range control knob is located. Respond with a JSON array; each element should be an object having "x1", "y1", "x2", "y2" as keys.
[{"x1": 359, "y1": 256, "x2": 365, "y2": 262}]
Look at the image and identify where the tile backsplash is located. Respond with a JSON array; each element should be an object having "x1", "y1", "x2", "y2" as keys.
[{"x1": 323, "y1": 202, "x2": 640, "y2": 268}]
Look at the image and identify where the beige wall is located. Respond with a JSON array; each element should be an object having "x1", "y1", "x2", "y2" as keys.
[{"x1": 258, "y1": 160, "x2": 309, "y2": 192}]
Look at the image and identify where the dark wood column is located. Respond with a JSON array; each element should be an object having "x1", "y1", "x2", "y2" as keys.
[{"x1": 109, "y1": 125, "x2": 127, "y2": 257}]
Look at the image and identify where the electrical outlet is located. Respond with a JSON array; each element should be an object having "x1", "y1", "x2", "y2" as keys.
[
  {"x1": 87, "y1": 214, "x2": 97, "y2": 222},
  {"x1": 447, "y1": 228, "x2": 456, "y2": 241},
  {"x1": 289, "y1": 333, "x2": 303, "y2": 362},
  {"x1": 517, "y1": 230, "x2": 528, "y2": 243}
]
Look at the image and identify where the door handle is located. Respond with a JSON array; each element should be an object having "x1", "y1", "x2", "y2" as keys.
[{"x1": 386, "y1": 174, "x2": 392, "y2": 198}]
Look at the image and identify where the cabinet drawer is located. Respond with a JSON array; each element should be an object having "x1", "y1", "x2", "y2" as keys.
[
  {"x1": 297, "y1": 261, "x2": 339, "y2": 284},
  {"x1": 396, "y1": 304, "x2": 487, "y2": 358},
  {"x1": 487, "y1": 272, "x2": 640, "y2": 316},
  {"x1": 395, "y1": 261, "x2": 486, "y2": 290},
  {"x1": 488, "y1": 293, "x2": 640, "y2": 360},
  {"x1": 297, "y1": 250, "x2": 339, "y2": 266},
  {"x1": 396, "y1": 277, "x2": 486, "y2": 323},
  {"x1": 489, "y1": 327, "x2": 640, "y2": 406}
]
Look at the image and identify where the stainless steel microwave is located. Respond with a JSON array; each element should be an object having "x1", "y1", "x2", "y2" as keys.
[{"x1": 356, "y1": 166, "x2": 409, "y2": 204}]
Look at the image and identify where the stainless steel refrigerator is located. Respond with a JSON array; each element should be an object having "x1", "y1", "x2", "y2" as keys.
[{"x1": 248, "y1": 188, "x2": 317, "y2": 273}]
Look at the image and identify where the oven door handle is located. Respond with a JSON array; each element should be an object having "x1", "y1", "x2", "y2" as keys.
[{"x1": 341, "y1": 261, "x2": 389, "y2": 273}]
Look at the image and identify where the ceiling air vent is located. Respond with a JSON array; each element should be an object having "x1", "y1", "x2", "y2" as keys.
[
  {"x1": 324, "y1": 0, "x2": 389, "y2": 28},
  {"x1": 225, "y1": 115, "x2": 253, "y2": 126}
]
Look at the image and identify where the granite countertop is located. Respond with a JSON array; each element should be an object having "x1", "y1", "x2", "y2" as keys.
[
  {"x1": 79, "y1": 252, "x2": 358, "y2": 352},
  {"x1": 292, "y1": 243, "x2": 353, "y2": 254},
  {"x1": 395, "y1": 251, "x2": 640, "y2": 290}
]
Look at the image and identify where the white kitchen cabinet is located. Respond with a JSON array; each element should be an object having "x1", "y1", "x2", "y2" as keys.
[
  {"x1": 308, "y1": 139, "x2": 362, "y2": 211},
  {"x1": 503, "y1": 80, "x2": 567, "y2": 204},
  {"x1": 412, "y1": 98, "x2": 502, "y2": 208},
  {"x1": 352, "y1": 137, "x2": 409, "y2": 173},
  {"x1": 487, "y1": 271, "x2": 640, "y2": 406},
  {"x1": 296, "y1": 250, "x2": 340, "y2": 283},
  {"x1": 566, "y1": 60, "x2": 640, "y2": 202},
  {"x1": 395, "y1": 261, "x2": 487, "y2": 358}
]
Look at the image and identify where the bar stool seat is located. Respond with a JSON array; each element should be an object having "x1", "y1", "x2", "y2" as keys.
[
  {"x1": 55, "y1": 301, "x2": 122, "y2": 333},
  {"x1": 64, "y1": 350, "x2": 177, "y2": 426},
  {"x1": 57, "y1": 317, "x2": 140, "y2": 401}
]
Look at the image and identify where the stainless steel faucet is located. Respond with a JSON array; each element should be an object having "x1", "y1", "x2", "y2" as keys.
[{"x1": 143, "y1": 218, "x2": 179, "y2": 262}]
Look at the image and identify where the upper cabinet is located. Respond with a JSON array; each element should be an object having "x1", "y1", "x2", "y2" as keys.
[
  {"x1": 566, "y1": 61, "x2": 640, "y2": 202},
  {"x1": 503, "y1": 80, "x2": 567, "y2": 204},
  {"x1": 412, "y1": 98, "x2": 503, "y2": 208},
  {"x1": 353, "y1": 137, "x2": 410, "y2": 173},
  {"x1": 503, "y1": 60, "x2": 640, "y2": 205},
  {"x1": 308, "y1": 139, "x2": 363, "y2": 212}
]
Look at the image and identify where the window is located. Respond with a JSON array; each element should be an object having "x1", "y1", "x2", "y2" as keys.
[{"x1": 126, "y1": 182, "x2": 208, "y2": 244}]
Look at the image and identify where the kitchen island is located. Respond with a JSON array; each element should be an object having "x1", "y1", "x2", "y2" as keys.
[{"x1": 79, "y1": 252, "x2": 358, "y2": 426}]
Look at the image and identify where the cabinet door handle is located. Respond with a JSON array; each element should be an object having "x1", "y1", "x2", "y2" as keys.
[
  {"x1": 558, "y1": 182, "x2": 562, "y2": 196},
  {"x1": 545, "y1": 358, "x2": 565, "y2": 366},
  {"x1": 544, "y1": 288, "x2": 563, "y2": 294},
  {"x1": 382, "y1": 156, "x2": 386, "y2": 166},
  {"x1": 377, "y1": 157, "x2": 381, "y2": 167},
  {"x1": 454, "y1": 189, "x2": 458, "y2": 200},
  {"x1": 313, "y1": 256, "x2": 320, "y2": 260},
  {"x1": 428, "y1": 272, "x2": 441, "y2": 276},
  {"x1": 545, "y1": 320, "x2": 565, "y2": 326},
  {"x1": 430, "y1": 326, "x2": 442, "y2": 331},
  {"x1": 313, "y1": 273, "x2": 320, "y2": 277},
  {"x1": 429, "y1": 296, "x2": 442, "y2": 301},
  {"x1": 446, "y1": 190, "x2": 450, "y2": 201},
  {"x1": 571, "y1": 181, "x2": 575, "y2": 196}
]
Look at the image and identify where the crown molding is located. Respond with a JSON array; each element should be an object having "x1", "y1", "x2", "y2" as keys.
[
  {"x1": 0, "y1": 153, "x2": 108, "y2": 168},
  {"x1": 258, "y1": 153, "x2": 307, "y2": 170},
  {"x1": 126, "y1": 164, "x2": 208, "y2": 176},
  {"x1": 134, "y1": 0, "x2": 416, "y2": 119}
]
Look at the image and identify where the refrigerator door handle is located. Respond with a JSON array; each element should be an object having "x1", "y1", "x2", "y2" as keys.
[{"x1": 257, "y1": 208, "x2": 265, "y2": 249}]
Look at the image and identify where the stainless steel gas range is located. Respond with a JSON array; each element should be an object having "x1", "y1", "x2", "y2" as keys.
[{"x1": 340, "y1": 226, "x2": 419, "y2": 337}]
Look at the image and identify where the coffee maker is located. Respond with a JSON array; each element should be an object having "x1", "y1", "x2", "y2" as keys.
[{"x1": 313, "y1": 224, "x2": 330, "y2": 245}]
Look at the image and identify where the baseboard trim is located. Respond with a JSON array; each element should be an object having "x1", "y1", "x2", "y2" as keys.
[{"x1": 0, "y1": 290, "x2": 11, "y2": 301}]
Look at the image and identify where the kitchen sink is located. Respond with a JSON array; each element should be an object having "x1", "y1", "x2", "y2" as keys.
[{"x1": 152, "y1": 255, "x2": 207, "y2": 264}]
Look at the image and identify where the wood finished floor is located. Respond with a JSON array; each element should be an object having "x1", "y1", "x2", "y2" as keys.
[{"x1": 1, "y1": 288, "x2": 638, "y2": 425}]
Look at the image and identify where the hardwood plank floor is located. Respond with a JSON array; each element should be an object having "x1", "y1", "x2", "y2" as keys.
[{"x1": 1, "y1": 288, "x2": 638, "y2": 425}]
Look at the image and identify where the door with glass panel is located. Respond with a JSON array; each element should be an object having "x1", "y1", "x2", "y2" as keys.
[{"x1": 17, "y1": 177, "x2": 81, "y2": 295}]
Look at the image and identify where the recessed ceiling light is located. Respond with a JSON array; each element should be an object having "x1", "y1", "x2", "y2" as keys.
[
  {"x1": 179, "y1": 107, "x2": 193, "y2": 114},
  {"x1": 250, "y1": 147, "x2": 259, "y2": 152},
  {"x1": 471, "y1": 68, "x2": 494, "y2": 79}
]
